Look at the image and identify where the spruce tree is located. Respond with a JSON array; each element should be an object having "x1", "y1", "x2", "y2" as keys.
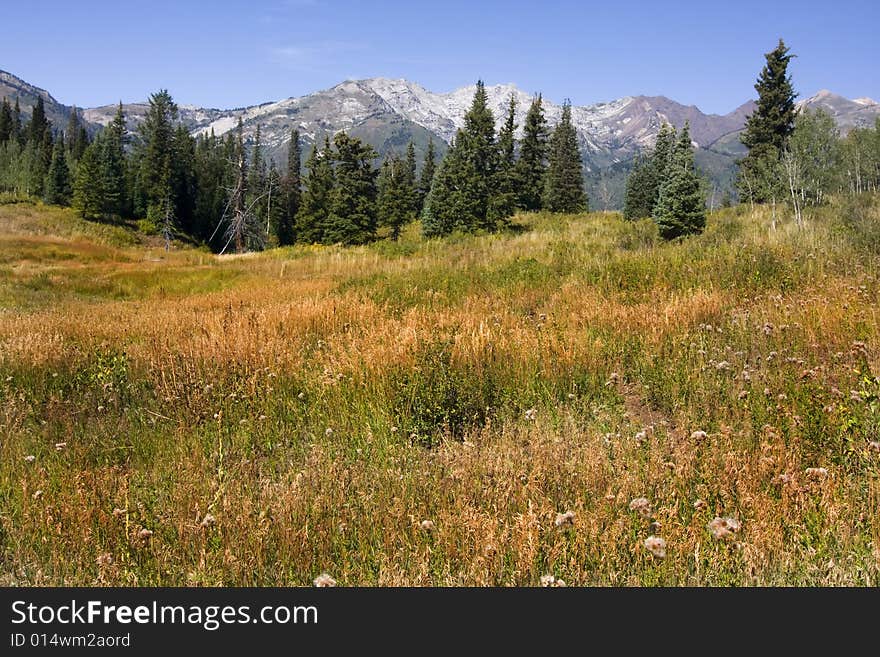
[
  {"x1": 43, "y1": 137, "x2": 71, "y2": 205},
  {"x1": 138, "y1": 89, "x2": 178, "y2": 225},
  {"x1": 0, "y1": 99, "x2": 12, "y2": 144},
  {"x1": 325, "y1": 132, "x2": 378, "y2": 245},
  {"x1": 739, "y1": 39, "x2": 798, "y2": 203},
  {"x1": 72, "y1": 138, "x2": 106, "y2": 219},
  {"x1": 422, "y1": 81, "x2": 502, "y2": 236},
  {"x1": 417, "y1": 137, "x2": 436, "y2": 211},
  {"x1": 403, "y1": 140, "x2": 418, "y2": 215},
  {"x1": 27, "y1": 97, "x2": 49, "y2": 146},
  {"x1": 265, "y1": 161, "x2": 285, "y2": 246},
  {"x1": 296, "y1": 137, "x2": 334, "y2": 244},
  {"x1": 65, "y1": 107, "x2": 88, "y2": 162},
  {"x1": 377, "y1": 154, "x2": 411, "y2": 240},
  {"x1": 491, "y1": 93, "x2": 518, "y2": 223},
  {"x1": 102, "y1": 102, "x2": 128, "y2": 217},
  {"x1": 12, "y1": 99, "x2": 22, "y2": 145},
  {"x1": 277, "y1": 128, "x2": 301, "y2": 245},
  {"x1": 543, "y1": 102, "x2": 587, "y2": 213},
  {"x1": 514, "y1": 94, "x2": 549, "y2": 210},
  {"x1": 247, "y1": 123, "x2": 266, "y2": 218},
  {"x1": 622, "y1": 123, "x2": 673, "y2": 220},
  {"x1": 623, "y1": 155, "x2": 657, "y2": 220},
  {"x1": 653, "y1": 123, "x2": 706, "y2": 239}
]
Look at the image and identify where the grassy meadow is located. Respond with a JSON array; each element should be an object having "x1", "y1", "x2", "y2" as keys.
[{"x1": 1, "y1": 197, "x2": 879, "y2": 586}]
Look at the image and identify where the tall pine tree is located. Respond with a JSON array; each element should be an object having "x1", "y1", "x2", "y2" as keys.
[
  {"x1": 490, "y1": 93, "x2": 518, "y2": 223},
  {"x1": 423, "y1": 81, "x2": 504, "y2": 236},
  {"x1": 296, "y1": 137, "x2": 335, "y2": 244},
  {"x1": 43, "y1": 137, "x2": 71, "y2": 205},
  {"x1": 653, "y1": 123, "x2": 706, "y2": 239},
  {"x1": 514, "y1": 94, "x2": 549, "y2": 211},
  {"x1": 417, "y1": 137, "x2": 436, "y2": 211},
  {"x1": 138, "y1": 90, "x2": 178, "y2": 226},
  {"x1": 277, "y1": 128, "x2": 301, "y2": 245},
  {"x1": 738, "y1": 39, "x2": 798, "y2": 203},
  {"x1": 325, "y1": 132, "x2": 378, "y2": 245},
  {"x1": 543, "y1": 102, "x2": 587, "y2": 213}
]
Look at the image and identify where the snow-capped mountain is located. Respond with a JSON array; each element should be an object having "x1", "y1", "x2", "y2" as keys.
[{"x1": 3, "y1": 69, "x2": 879, "y2": 207}]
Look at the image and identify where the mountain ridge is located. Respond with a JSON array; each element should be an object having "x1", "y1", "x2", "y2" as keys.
[{"x1": 3, "y1": 69, "x2": 878, "y2": 207}]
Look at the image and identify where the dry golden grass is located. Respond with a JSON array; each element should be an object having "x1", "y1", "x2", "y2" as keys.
[{"x1": 1, "y1": 199, "x2": 878, "y2": 585}]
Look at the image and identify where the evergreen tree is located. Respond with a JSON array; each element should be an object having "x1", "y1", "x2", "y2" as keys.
[
  {"x1": 490, "y1": 93, "x2": 518, "y2": 223},
  {"x1": 247, "y1": 123, "x2": 266, "y2": 218},
  {"x1": 277, "y1": 128, "x2": 301, "y2": 245},
  {"x1": 0, "y1": 98, "x2": 12, "y2": 144},
  {"x1": 377, "y1": 154, "x2": 412, "y2": 240},
  {"x1": 325, "y1": 132, "x2": 378, "y2": 245},
  {"x1": 422, "y1": 81, "x2": 503, "y2": 236},
  {"x1": 65, "y1": 107, "x2": 88, "y2": 162},
  {"x1": 27, "y1": 97, "x2": 49, "y2": 146},
  {"x1": 417, "y1": 137, "x2": 436, "y2": 210},
  {"x1": 623, "y1": 155, "x2": 657, "y2": 220},
  {"x1": 43, "y1": 137, "x2": 71, "y2": 205},
  {"x1": 138, "y1": 89, "x2": 178, "y2": 225},
  {"x1": 403, "y1": 140, "x2": 418, "y2": 214},
  {"x1": 12, "y1": 99, "x2": 22, "y2": 145},
  {"x1": 296, "y1": 137, "x2": 335, "y2": 243},
  {"x1": 265, "y1": 161, "x2": 285, "y2": 246},
  {"x1": 738, "y1": 39, "x2": 798, "y2": 203},
  {"x1": 543, "y1": 102, "x2": 587, "y2": 213},
  {"x1": 514, "y1": 94, "x2": 549, "y2": 210},
  {"x1": 72, "y1": 138, "x2": 106, "y2": 219},
  {"x1": 622, "y1": 123, "x2": 673, "y2": 220},
  {"x1": 101, "y1": 102, "x2": 128, "y2": 217},
  {"x1": 653, "y1": 123, "x2": 706, "y2": 239}
]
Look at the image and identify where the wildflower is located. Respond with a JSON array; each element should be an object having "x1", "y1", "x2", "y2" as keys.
[
  {"x1": 24, "y1": 455, "x2": 35, "y2": 463},
  {"x1": 112, "y1": 507, "x2": 127, "y2": 518},
  {"x1": 766, "y1": 351, "x2": 777, "y2": 362},
  {"x1": 390, "y1": 426, "x2": 399, "y2": 433},
  {"x1": 525, "y1": 408, "x2": 538, "y2": 421},
  {"x1": 634, "y1": 430, "x2": 648, "y2": 445},
  {"x1": 32, "y1": 489, "x2": 43, "y2": 500},
  {"x1": 54, "y1": 442, "x2": 67, "y2": 451},
  {"x1": 741, "y1": 370, "x2": 751, "y2": 382},
  {"x1": 325, "y1": 427, "x2": 334, "y2": 437},
  {"x1": 851, "y1": 341, "x2": 869, "y2": 358},
  {"x1": 690, "y1": 430, "x2": 708, "y2": 442},
  {"x1": 629, "y1": 497, "x2": 651, "y2": 518},
  {"x1": 773, "y1": 473, "x2": 793, "y2": 486},
  {"x1": 868, "y1": 441, "x2": 880, "y2": 453},
  {"x1": 258, "y1": 414, "x2": 267, "y2": 421},
  {"x1": 540, "y1": 574, "x2": 566, "y2": 587},
  {"x1": 738, "y1": 390, "x2": 748, "y2": 400},
  {"x1": 708, "y1": 517, "x2": 741, "y2": 540},
  {"x1": 850, "y1": 390, "x2": 863, "y2": 403},
  {"x1": 567, "y1": 393, "x2": 576, "y2": 400},
  {"x1": 200, "y1": 514, "x2": 216, "y2": 529},
  {"x1": 297, "y1": 392, "x2": 305, "y2": 400},
  {"x1": 764, "y1": 388, "x2": 771, "y2": 396},
  {"x1": 763, "y1": 323, "x2": 774, "y2": 335},
  {"x1": 96, "y1": 552, "x2": 114, "y2": 567},
  {"x1": 419, "y1": 519, "x2": 435, "y2": 532},
  {"x1": 644, "y1": 536, "x2": 667, "y2": 558},
  {"x1": 805, "y1": 467, "x2": 828, "y2": 480},
  {"x1": 554, "y1": 511, "x2": 575, "y2": 528},
  {"x1": 715, "y1": 361, "x2": 731, "y2": 371},
  {"x1": 138, "y1": 528, "x2": 153, "y2": 541},
  {"x1": 604, "y1": 493, "x2": 617, "y2": 502},
  {"x1": 693, "y1": 499, "x2": 707, "y2": 511},
  {"x1": 313, "y1": 573, "x2": 337, "y2": 587},
  {"x1": 605, "y1": 372, "x2": 620, "y2": 386}
]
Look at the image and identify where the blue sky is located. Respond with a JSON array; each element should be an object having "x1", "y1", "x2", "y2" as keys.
[{"x1": 2, "y1": 0, "x2": 877, "y2": 114}]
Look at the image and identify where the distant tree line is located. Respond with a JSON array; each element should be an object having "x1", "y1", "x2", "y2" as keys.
[
  {"x1": 0, "y1": 81, "x2": 589, "y2": 252},
  {"x1": 623, "y1": 38, "x2": 880, "y2": 237}
]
